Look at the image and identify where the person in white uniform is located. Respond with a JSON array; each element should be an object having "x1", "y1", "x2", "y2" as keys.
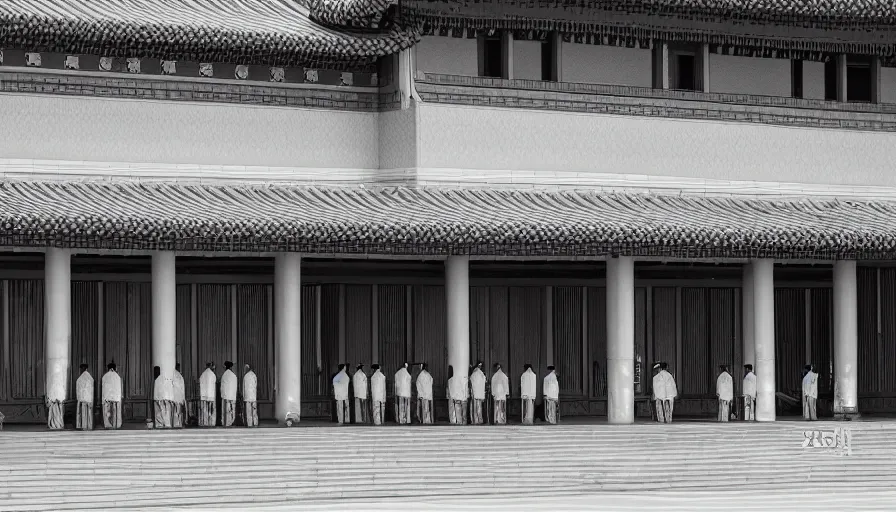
[
  {"x1": 153, "y1": 365, "x2": 175, "y2": 428},
  {"x1": 332, "y1": 364, "x2": 351, "y2": 424},
  {"x1": 75, "y1": 364, "x2": 94, "y2": 431},
  {"x1": 469, "y1": 362, "x2": 487, "y2": 425},
  {"x1": 199, "y1": 362, "x2": 217, "y2": 427},
  {"x1": 742, "y1": 364, "x2": 756, "y2": 421},
  {"x1": 415, "y1": 363, "x2": 434, "y2": 424},
  {"x1": 520, "y1": 364, "x2": 537, "y2": 425},
  {"x1": 370, "y1": 364, "x2": 386, "y2": 425},
  {"x1": 394, "y1": 362, "x2": 412, "y2": 424},
  {"x1": 353, "y1": 364, "x2": 369, "y2": 424},
  {"x1": 220, "y1": 361, "x2": 238, "y2": 427},
  {"x1": 491, "y1": 363, "x2": 509, "y2": 425},
  {"x1": 543, "y1": 365, "x2": 559, "y2": 424},
  {"x1": 243, "y1": 364, "x2": 258, "y2": 427},
  {"x1": 173, "y1": 363, "x2": 186, "y2": 428},
  {"x1": 102, "y1": 362, "x2": 122, "y2": 429},
  {"x1": 447, "y1": 365, "x2": 467, "y2": 425},
  {"x1": 716, "y1": 365, "x2": 733, "y2": 422},
  {"x1": 652, "y1": 362, "x2": 678, "y2": 423},
  {"x1": 802, "y1": 364, "x2": 818, "y2": 421}
]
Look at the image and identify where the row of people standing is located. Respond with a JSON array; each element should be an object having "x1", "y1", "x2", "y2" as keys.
[
  {"x1": 332, "y1": 362, "x2": 561, "y2": 425},
  {"x1": 655, "y1": 362, "x2": 820, "y2": 423},
  {"x1": 653, "y1": 363, "x2": 756, "y2": 423},
  {"x1": 58, "y1": 361, "x2": 259, "y2": 430}
]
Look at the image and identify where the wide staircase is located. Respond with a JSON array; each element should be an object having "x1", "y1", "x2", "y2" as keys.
[{"x1": 2, "y1": 420, "x2": 896, "y2": 510}]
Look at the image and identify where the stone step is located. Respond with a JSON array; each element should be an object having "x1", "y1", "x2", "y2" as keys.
[{"x1": 0, "y1": 422, "x2": 884, "y2": 510}]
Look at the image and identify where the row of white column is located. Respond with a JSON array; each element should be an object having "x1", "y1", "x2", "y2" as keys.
[
  {"x1": 44, "y1": 249, "x2": 305, "y2": 425},
  {"x1": 42, "y1": 250, "x2": 858, "y2": 425}
]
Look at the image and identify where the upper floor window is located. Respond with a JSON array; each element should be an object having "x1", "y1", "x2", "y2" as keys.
[
  {"x1": 846, "y1": 57, "x2": 872, "y2": 103},
  {"x1": 666, "y1": 44, "x2": 705, "y2": 92},
  {"x1": 541, "y1": 36, "x2": 558, "y2": 82},
  {"x1": 825, "y1": 55, "x2": 874, "y2": 103},
  {"x1": 791, "y1": 60, "x2": 804, "y2": 99},
  {"x1": 673, "y1": 52, "x2": 697, "y2": 91},
  {"x1": 479, "y1": 34, "x2": 504, "y2": 78}
]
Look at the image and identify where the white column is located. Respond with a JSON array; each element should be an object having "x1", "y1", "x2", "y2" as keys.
[
  {"x1": 151, "y1": 252, "x2": 177, "y2": 378},
  {"x1": 742, "y1": 263, "x2": 755, "y2": 366},
  {"x1": 44, "y1": 248, "x2": 71, "y2": 408},
  {"x1": 836, "y1": 54, "x2": 848, "y2": 102},
  {"x1": 698, "y1": 43, "x2": 711, "y2": 93},
  {"x1": 501, "y1": 30, "x2": 514, "y2": 80},
  {"x1": 833, "y1": 260, "x2": 859, "y2": 417},
  {"x1": 446, "y1": 256, "x2": 470, "y2": 378},
  {"x1": 752, "y1": 259, "x2": 776, "y2": 422},
  {"x1": 607, "y1": 256, "x2": 635, "y2": 424},
  {"x1": 652, "y1": 42, "x2": 669, "y2": 89},
  {"x1": 274, "y1": 254, "x2": 302, "y2": 426}
]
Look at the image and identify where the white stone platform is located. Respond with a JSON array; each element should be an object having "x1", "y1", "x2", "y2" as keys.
[{"x1": 1, "y1": 420, "x2": 894, "y2": 511}]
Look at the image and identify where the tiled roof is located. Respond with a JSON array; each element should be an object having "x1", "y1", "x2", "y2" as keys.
[
  {"x1": 0, "y1": 180, "x2": 894, "y2": 259},
  {"x1": 619, "y1": 0, "x2": 896, "y2": 21},
  {"x1": 403, "y1": 0, "x2": 896, "y2": 23},
  {"x1": 0, "y1": 0, "x2": 417, "y2": 69},
  {"x1": 308, "y1": 0, "x2": 396, "y2": 29}
]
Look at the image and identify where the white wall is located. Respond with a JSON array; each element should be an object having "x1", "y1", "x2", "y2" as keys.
[
  {"x1": 416, "y1": 102, "x2": 896, "y2": 188},
  {"x1": 561, "y1": 45, "x2": 652, "y2": 87},
  {"x1": 0, "y1": 93, "x2": 379, "y2": 170},
  {"x1": 379, "y1": 107, "x2": 417, "y2": 170},
  {"x1": 514, "y1": 40, "x2": 543, "y2": 81},
  {"x1": 415, "y1": 36, "x2": 478, "y2": 76},
  {"x1": 803, "y1": 61, "x2": 827, "y2": 101},
  {"x1": 881, "y1": 67, "x2": 896, "y2": 104},
  {"x1": 710, "y1": 55, "x2": 791, "y2": 97}
]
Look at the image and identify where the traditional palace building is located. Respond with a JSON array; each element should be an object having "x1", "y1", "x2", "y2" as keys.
[{"x1": 0, "y1": 0, "x2": 895, "y2": 425}]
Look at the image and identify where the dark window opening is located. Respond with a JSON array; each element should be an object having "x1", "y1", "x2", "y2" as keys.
[
  {"x1": 541, "y1": 38, "x2": 556, "y2": 81},
  {"x1": 791, "y1": 60, "x2": 804, "y2": 99},
  {"x1": 824, "y1": 59, "x2": 838, "y2": 100},
  {"x1": 481, "y1": 36, "x2": 503, "y2": 78},
  {"x1": 675, "y1": 54, "x2": 696, "y2": 91},
  {"x1": 846, "y1": 63, "x2": 872, "y2": 102}
]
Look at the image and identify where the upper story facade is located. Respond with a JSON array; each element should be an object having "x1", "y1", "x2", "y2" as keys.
[{"x1": 2, "y1": 0, "x2": 896, "y2": 197}]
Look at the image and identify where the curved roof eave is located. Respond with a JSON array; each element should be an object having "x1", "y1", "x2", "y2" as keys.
[
  {"x1": 0, "y1": 0, "x2": 419, "y2": 69},
  {"x1": 1, "y1": 180, "x2": 894, "y2": 260}
]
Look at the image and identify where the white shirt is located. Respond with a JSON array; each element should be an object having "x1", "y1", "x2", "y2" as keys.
[
  {"x1": 448, "y1": 375, "x2": 467, "y2": 401},
  {"x1": 416, "y1": 370, "x2": 433, "y2": 400},
  {"x1": 543, "y1": 371, "x2": 559, "y2": 400},
  {"x1": 353, "y1": 370, "x2": 368, "y2": 400},
  {"x1": 243, "y1": 370, "x2": 257, "y2": 402},
  {"x1": 173, "y1": 370, "x2": 186, "y2": 404},
  {"x1": 716, "y1": 371, "x2": 733, "y2": 401},
  {"x1": 394, "y1": 367, "x2": 412, "y2": 398},
  {"x1": 333, "y1": 370, "x2": 350, "y2": 401},
  {"x1": 652, "y1": 370, "x2": 678, "y2": 401},
  {"x1": 76, "y1": 372, "x2": 94, "y2": 403},
  {"x1": 154, "y1": 375, "x2": 174, "y2": 401},
  {"x1": 802, "y1": 371, "x2": 818, "y2": 399},
  {"x1": 200, "y1": 368, "x2": 217, "y2": 401},
  {"x1": 520, "y1": 369, "x2": 536, "y2": 399},
  {"x1": 470, "y1": 368, "x2": 486, "y2": 400},
  {"x1": 371, "y1": 370, "x2": 386, "y2": 403},
  {"x1": 491, "y1": 369, "x2": 509, "y2": 400},
  {"x1": 221, "y1": 369, "x2": 238, "y2": 401},
  {"x1": 743, "y1": 371, "x2": 757, "y2": 398},
  {"x1": 102, "y1": 370, "x2": 122, "y2": 402}
]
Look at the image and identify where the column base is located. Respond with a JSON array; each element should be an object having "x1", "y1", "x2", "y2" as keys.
[
  {"x1": 279, "y1": 413, "x2": 301, "y2": 427},
  {"x1": 833, "y1": 407, "x2": 861, "y2": 421}
]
